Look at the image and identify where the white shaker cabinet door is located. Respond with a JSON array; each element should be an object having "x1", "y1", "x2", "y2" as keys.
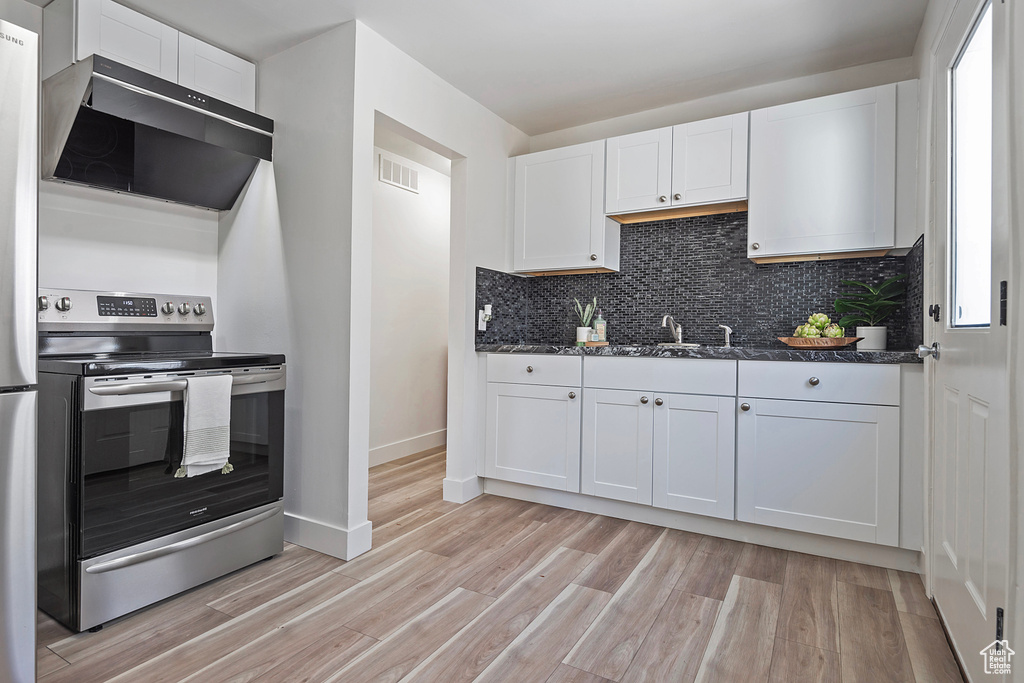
[
  {"x1": 652, "y1": 393, "x2": 736, "y2": 519},
  {"x1": 77, "y1": 0, "x2": 179, "y2": 81},
  {"x1": 485, "y1": 382, "x2": 581, "y2": 492},
  {"x1": 747, "y1": 84, "x2": 896, "y2": 258},
  {"x1": 581, "y1": 389, "x2": 654, "y2": 505},
  {"x1": 178, "y1": 34, "x2": 256, "y2": 111},
  {"x1": 605, "y1": 127, "x2": 672, "y2": 213},
  {"x1": 671, "y1": 113, "x2": 748, "y2": 207},
  {"x1": 736, "y1": 398, "x2": 900, "y2": 546},
  {"x1": 513, "y1": 141, "x2": 608, "y2": 272}
]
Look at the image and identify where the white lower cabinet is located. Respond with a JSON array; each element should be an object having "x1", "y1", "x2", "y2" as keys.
[
  {"x1": 581, "y1": 389, "x2": 654, "y2": 504},
  {"x1": 485, "y1": 382, "x2": 581, "y2": 492},
  {"x1": 735, "y1": 397, "x2": 900, "y2": 546},
  {"x1": 653, "y1": 393, "x2": 736, "y2": 519}
]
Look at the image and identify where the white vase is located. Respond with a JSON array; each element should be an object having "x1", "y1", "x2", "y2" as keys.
[
  {"x1": 576, "y1": 326, "x2": 592, "y2": 343},
  {"x1": 856, "y1": 326, "x2": 887, "y2": 351}
]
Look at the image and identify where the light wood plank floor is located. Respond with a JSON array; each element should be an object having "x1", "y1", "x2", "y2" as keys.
[{"x1": 37, "y1": 449, "x2": 963, "y2": 682}]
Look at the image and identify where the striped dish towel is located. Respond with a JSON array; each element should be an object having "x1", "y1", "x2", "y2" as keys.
[{"x1": 175, "y1": 374, "x2": 234, "y2": 478}]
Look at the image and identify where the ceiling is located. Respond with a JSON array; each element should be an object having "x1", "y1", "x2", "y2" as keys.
[{"x1": 27, "y1": 0, "x2": 931, "y2": 135}]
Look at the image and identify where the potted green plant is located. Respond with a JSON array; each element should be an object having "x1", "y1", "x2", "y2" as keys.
[
  {"x1": 573, "y1": 297, "x2": 596, "y2": 345},
  {"x1": 833, "y1": 275, "x2": 907, "y2": 351}
]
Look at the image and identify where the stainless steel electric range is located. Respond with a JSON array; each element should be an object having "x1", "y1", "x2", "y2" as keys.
[{"x1": 36, "y1": 288, "x2": 286, "y2": 632}]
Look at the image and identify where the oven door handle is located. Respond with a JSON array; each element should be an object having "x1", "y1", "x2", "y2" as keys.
[
  {"x1": 84, "y1": 505, "x2": 283, "y2": 574},
  {"x1": 88, "y1": 372, "x2": 285, "y2": 396}
]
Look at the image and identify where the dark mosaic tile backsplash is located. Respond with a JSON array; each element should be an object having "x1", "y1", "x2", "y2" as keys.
[{"x1": 476, "y1": 212, "x2": 924, "y2": 350}]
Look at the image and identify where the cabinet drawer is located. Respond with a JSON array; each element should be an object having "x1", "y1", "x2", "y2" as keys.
[
  {"x1": 487, "y1": 354, "x2": 581, "y2": 387},
  {"x1": 584, "y1": 356, "x2": 736, "y2": 396},
  {"x1": 738, "y1": 361, "x2": 899, "y2": 406}
]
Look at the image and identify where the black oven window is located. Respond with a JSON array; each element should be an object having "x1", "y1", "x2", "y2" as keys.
[{"x1": 79, "y1": 391, "x2": 284, "y2": 558}]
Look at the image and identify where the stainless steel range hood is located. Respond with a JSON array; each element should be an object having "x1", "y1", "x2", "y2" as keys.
[{"x1": 42, "y1": 55, "x2": 273, "y2": 211}]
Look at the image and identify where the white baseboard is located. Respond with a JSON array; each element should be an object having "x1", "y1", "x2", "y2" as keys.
[
  {"x1": 284, "y1": 512, "x2": 373, "y2": 561},
  {"x1": 483, "y1": 479, "x2": 923, "y2": 573},
  {"x1": 443, "y1": 475, "x2": 483, "y2": 504},
  {"x1": 369, "y1": 429, "x2": 447, "y2": 467}
]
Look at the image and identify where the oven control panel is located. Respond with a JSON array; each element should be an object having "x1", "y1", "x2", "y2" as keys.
[{"x1": 38, "y1": 289, "x2": 214, "y2": 332}]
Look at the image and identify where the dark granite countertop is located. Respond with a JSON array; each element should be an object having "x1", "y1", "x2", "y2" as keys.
[{"x1": 475, "y1": 344, "x2": 922, "y2": 364}]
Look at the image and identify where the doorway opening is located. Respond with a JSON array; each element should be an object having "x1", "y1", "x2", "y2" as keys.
[{"x1": 367, "y1": 115, "x2": 453, "y2": 530}]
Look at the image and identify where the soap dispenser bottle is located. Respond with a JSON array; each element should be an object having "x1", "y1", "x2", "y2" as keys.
[{"x1": 594, "y1": 310, "x2": 607, "y2": 342}]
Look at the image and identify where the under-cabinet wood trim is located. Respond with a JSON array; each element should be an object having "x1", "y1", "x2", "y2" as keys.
[
  {"x1": 608, "y1": 200, "x2": 748, "y2": 224},
  {"x1": 522, "y1": 267, "x2": 617, "y2": 277},
  {"x1": 749, "y1": 249, "x2": 891, "y2": 264}
]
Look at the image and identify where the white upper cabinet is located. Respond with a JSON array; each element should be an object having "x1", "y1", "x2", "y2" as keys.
[
  {"x1": 748, "y1": 84, "x2": 897, "y2": 260},
  {"x1": 513, "y1": 141, "x2": 620, "y2": 273},
  {"x1": 605, "y1": 113, "x2": 748, "y2": 215},
  {"x1": 178, "y1": 35, "x2": 257, "y2": 111},
  {"x1": 43, "y1": 0, "x2": 259, "y2": 113},
  {"x1": 604, "y1": 128, "x2": 672, "y2": 213},
  {"x1": 43, "y1": 0, "x2": 179, "y2": 81},
  {"x1": 672, "y1": 113, "x2": 748, "y2": 207}
]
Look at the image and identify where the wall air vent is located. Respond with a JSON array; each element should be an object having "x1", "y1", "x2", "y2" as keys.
[{"x1": 379, "y1": 154, "x2": 419, "y2": 193}]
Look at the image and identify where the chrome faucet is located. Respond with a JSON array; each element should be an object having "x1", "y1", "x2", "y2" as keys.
[
  {"x1": 661, "y1": 315, "x2": 683, "y2": 344},
  {"x1": 718, "y1": 324, "x2": 733, "y2": 348}
]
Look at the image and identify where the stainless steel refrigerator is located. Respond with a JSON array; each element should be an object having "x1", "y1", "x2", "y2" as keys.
[{"x1": 0, "y1": 18, "x2": 38, "y2": 683}]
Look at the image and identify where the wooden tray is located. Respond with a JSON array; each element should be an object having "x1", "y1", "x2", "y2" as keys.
[{"x1": 777, "y1": 336, "x2": 863, "y2": 348}]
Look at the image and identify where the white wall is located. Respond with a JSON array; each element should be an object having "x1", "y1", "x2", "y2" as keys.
[
  {"x1": 218, "y1": 23, "x2": 364, "y2": 558},
  {"x1": 0, "y1": 0, "x2": 39, "y2": 33},
  {"x1": 369, "y1": 148, "x2": 450, "y2": 466},
  {"x1": 39, "y1": 183, "x2": 220, "y2": 300}
]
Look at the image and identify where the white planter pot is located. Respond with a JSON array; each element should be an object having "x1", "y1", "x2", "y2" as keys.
[
  {"x1": 576, "y1": 326, "x2": 592, "y2": 343},
  {"x1": 856, "y1": 326, "x2": 887, "y2": 351}
]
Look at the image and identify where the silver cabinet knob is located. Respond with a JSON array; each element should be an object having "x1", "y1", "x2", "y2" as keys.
[
  {"x1": 161, "y1": 302, "x2": 175, "y2": 315},
  {"x1": 654, "y1": 398, "x2": 664, "y2": 406},
  {"x1": 38, "y1": 296, "x2": 49, "y2": 311},
  {"x1": 193, "y1": 303, "x2": 206, "y2": 316},
  {"x1": 673, "y1": 193, "x2": 681, "y2": 200},
  {"x1": 740, "y1": 403, "x2": 751, "y2": 411},
  {"x1": 590, "y1": 254, "x2": 598, "y2": 261},
  {"x1": 568, "y1": 391, "x2": 576, "y2": 399},
  {"x1": 55, "y1": 296, "x2": 72, "y2": 312},
  {"x1": 526, "y1": 366, "x2": 533, "y2": 373},
  {"x1": 809, "y1": 377, "x2": 820, "y2": 386},
  {"x1": 640, "y1": 396, "x2": 649, "y2": 404},
  {"x1": 751, "y1": 243, "x2": 760, "y2": 250},
  {"x1": 178, "y1": 302, "x2": 191, "y2": 315},
  {"x1": 658, "y1": 195, "x2": 667, "y2": 203}
]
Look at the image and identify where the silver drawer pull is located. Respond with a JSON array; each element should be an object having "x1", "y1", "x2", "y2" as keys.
[
  {"x1": 740, "y1": 403, "x2": 751, "y2": 411},
  {"x1": 526, "y1": 366, "x2": 534, "y2": 373},
  {"x1": 808, "y1": 377, "x2": 820, "y2": 386},
  {"x1": 89, "y1": 372, "x2": 285, "y2": 396},
  {"x1": 640, "y1": 396, "x2": 649, "y2": 404},
  {"x1": 568, "y1": 391, "x2": 576, "y2": 399},
  {"x1": 654, "y1": 398, "x2": 664, "y2": 406}
]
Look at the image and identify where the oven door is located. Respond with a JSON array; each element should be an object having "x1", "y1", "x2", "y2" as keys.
[{"x1": 78, "y1": 365, "x2": 285, "y2": 558}]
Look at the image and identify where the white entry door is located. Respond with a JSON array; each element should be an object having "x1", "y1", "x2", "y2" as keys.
[{"x1": 928, "y1": 0, "x2": 1012, "y2": 678}]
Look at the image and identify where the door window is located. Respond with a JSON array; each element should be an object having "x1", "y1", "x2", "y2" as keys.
[{"x1": 950, "y1": 1, "x2": 993, "y2": 327}]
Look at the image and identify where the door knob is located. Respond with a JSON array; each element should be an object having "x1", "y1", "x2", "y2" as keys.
[
  {"x1": 740, "y1": 403, "x2": 750, "y2": 411},
  {"x1": 917, "y1": 342, "x2": 940, "y2": 360},
  {"x1": 640, "y1": 396, "x2": 649, "y2": 404}
]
